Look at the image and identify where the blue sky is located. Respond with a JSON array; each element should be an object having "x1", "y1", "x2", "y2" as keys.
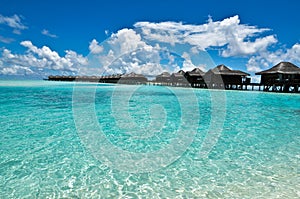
[{"x1": 0, "y1": 0, "x2": 300, "y2": 80}]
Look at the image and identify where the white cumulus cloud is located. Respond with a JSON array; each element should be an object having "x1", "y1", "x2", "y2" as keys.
[
  {"x1": 134, "y1": 15, "x2": 277, "y2": 57},
  {"x1": 0, "y1": 41, "x2": 88, "y2": 76},
  {"x1": 247, "y1": 43, "x2": 300, "y2": 73},
  {"x1": 89, "y1": 28, "x2": 172, "y2": 75},
  {"x1": 88, "y1": 39, "x2": 103, "y2": 54},
  {"x1": 105, "y1": 46, "x2": 164, "y2": 75},
  {"x1": 108, "y1": 28, "x2": 148, "y2": 55}
]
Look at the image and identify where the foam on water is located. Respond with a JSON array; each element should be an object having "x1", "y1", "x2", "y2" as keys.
[{"x1": 0, "y1": 80, "x2": 299, "y2": 198}]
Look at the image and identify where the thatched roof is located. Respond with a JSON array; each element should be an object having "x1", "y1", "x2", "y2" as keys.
[
  {"x1": 169, "y1": 70, "x2": 185, "y2": 77},
  {"x1": 186, "y1": 68, "x2": 205, "y2": 76},
  {"x1": 207, "y1": 64, "x2": 250, "y2": 76},
  {"x1": 177, "y1": 70, "x2": 185, "y2": 75},
  {"x1": 255, "y1": 62, "x2": 300, "y2": 75},
  {"x1": 156, "y1": 72, "x2": 171, "y2": 77}
]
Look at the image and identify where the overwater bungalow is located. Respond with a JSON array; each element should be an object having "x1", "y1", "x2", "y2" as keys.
[
  {"x1": 185, "y1": 68, "x2": 205, "y2": 88},
  {"x1": 171, "y1": 70, "x2": 189, "y2": 86},
  {"x1": 255, "y1": 61, "x2": 300, "y2": 92},
  {"x1": 204, "y1": 64, "x2": 250, "y2": 89},
  {"x1": 155, "y1": 72, "x2": 172, "y2": 85},
  {"x1": 118, "y1": 72, "x2": 147, "y2": 84}
]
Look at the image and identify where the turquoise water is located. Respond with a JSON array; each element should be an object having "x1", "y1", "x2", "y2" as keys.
[{"x1": 0, "y1": 80, "x2": 299, "y2": 198}]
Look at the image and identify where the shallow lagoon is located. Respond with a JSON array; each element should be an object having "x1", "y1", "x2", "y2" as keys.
[{"x1": 0, "y1": 81, "x2": 299, "y2": 198}]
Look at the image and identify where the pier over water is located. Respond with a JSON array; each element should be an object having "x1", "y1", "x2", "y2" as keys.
[{"x1": 46, "y1": 62, "x2": 300, "y2": 93}]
